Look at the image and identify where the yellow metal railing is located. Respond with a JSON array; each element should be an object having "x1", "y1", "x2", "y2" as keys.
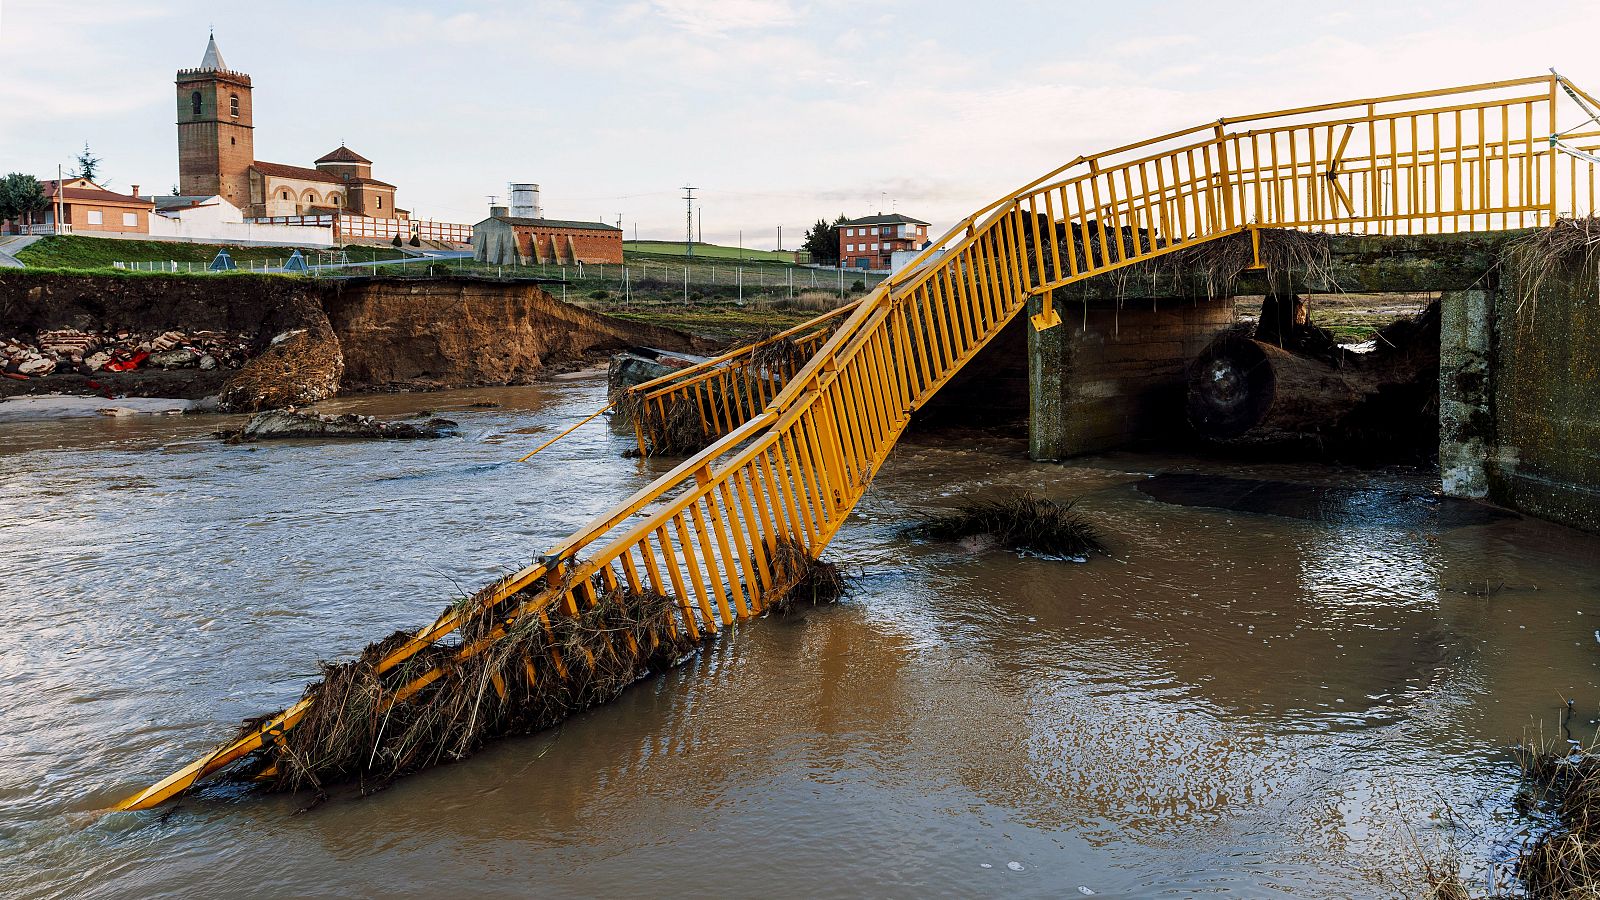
[
  {"x1": 116, "y1": 75, "x2": 1600, "y2": 810},
  {"x1": 624, "y1": 299, "x2": 858, "y2": 455}
]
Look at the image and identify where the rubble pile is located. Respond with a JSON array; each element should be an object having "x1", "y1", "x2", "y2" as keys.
[{"x1": 0, "y1": 328, "x2": 255, "y2": 379}]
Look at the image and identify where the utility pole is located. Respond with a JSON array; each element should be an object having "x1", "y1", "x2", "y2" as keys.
[
  {"x1": 777, "y1": 225, "x2": 782, "y2": 251},
  {"x1": 681, "y1": 186, "x2": 696, "y2": 256}
]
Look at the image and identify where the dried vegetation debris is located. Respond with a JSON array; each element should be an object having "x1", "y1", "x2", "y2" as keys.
[
  {"x1": 218, "y1": 328, "x2": 344, "y2": 412},
  {"x1": 1502, "y1": 216, "x2": 1600, "y2": 320},
  {"x1": 749, "y1": 331, "x2": 810, "y2": 376},
  {"x1": 230, "y1": 539, "x2": 846, "y2": 800},
  {"x1": 764, "y1": 540, "x2": 846, "y2": 614},
  {"x1": 245, "y1": 578, "x2": 694, "y2": 797}
]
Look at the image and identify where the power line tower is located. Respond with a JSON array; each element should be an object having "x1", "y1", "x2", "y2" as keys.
[{"x1": 681, "y1": 186, "x2": 697, "y2": 257}]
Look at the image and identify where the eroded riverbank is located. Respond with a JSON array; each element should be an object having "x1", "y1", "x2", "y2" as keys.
[{"x1": 4, "y1": 372, "x2": 1598, "y2": 898}]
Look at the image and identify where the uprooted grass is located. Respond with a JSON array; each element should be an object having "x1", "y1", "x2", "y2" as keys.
[
  {"x1": 1132, "y1": 227, "x2": 1336, "y2": 299},
  {"x1": 749, "y1": 332, "x2": 809, "y2": 376},
  {"x1": 912, "y1": 492, "x2": 1107, "y2": 560},
  {"x1": 243, "y1": 576, "x2": 694, "y2": 797},
  {"x1": 1501, "y1": 216, "x2": 1600, "y2": 322},
  {"x1": 637, "y1": 395, "x2": 710, "y2": 456},
  {"x1": 763, "y1": 540, "x2": 846, "y2": 614},
  {"x1": 1512, "y1": 738, "x2": 1600, "y2": 897},
  {"x1": 233, "y1": 540, "x2": 848, "y2": 799}
]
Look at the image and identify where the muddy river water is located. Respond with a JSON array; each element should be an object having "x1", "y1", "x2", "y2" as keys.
[{"x1": 3, "y1": 371, "x2": 1598, "y2": 898}]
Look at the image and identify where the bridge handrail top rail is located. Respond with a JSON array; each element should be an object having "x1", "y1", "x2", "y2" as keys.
[
  {"x1": 634, "y1": 74, "x2": 1577, "y2": 418},
  {"x1": 962, "y1": 74, "x2": 1564, "y2": 228}
]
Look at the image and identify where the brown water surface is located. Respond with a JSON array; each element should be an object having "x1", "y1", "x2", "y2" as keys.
[{"x1": 3, "y1": 372, "x2": 1598, "y2": 898}]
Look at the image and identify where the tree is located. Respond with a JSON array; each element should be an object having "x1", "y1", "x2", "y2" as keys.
[
  {"x1": 802, "y1": 213, "x2": 847, "y2": 266},
  {"x1": 73, "y1": 143, "x2": 102, "y2": 182},
  {"x1": 0, "y1": 173, "x2": 48, "y2": 233}
]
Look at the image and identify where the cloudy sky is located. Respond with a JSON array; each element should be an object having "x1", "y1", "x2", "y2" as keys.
[{"x1": 3, "y1": 0, "x2": 1598, "y2": 247}]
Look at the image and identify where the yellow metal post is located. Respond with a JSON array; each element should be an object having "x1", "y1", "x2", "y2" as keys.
[
  {"x1": 1245, "y1": 225, "x2": 1265, "y2": 271},
  {"x1": 1030, "y1": 287, "x2": 1061, "y2": 331}
]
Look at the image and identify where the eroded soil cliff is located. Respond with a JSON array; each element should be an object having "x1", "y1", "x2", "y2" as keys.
[
  {"x1": 323, "y1": 278, "x2": 709, "y2": 391},
  {"x1": 0, "y1": 273, "x2": 704, "y2": 407}
]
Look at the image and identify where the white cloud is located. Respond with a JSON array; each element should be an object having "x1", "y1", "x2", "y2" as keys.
[
  {"x1": 649, "y1": 0, "x2": 798, "y2": 36},
  {"x1": 3, "y1": 0, "x2": 1599, "y2": 247}
]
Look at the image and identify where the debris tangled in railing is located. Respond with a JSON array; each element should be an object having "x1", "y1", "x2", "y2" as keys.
[
  {"x1": 241, "y1": 577, "x2": 692, "y2": 798},
  {"x1": 156, "y1": 539, "x2": 848, "y2": 804}
]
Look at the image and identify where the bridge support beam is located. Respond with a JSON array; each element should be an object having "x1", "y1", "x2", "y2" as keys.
[{"x1": 1028, "y1": 293, "x2": 1234, "y2": 460}]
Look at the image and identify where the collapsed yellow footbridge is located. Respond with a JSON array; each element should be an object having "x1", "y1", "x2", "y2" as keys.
[{"x1": 117, "y1": 74, "x2": 1600, "y2": 810}]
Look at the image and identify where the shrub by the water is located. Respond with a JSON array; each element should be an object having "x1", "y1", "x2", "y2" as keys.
[
  {"x1": 1513, "y1": 740, "x2": 1600, "y2": 896},
  {"x1": 913, "y1": 492, "x2": 1106, "y2": 559}
]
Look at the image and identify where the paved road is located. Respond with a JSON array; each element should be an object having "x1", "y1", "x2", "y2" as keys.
[{"x1": 0, "y1": 235, "x2": 41, "y2": 268}]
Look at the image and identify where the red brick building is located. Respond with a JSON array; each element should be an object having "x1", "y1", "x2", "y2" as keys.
[
  {"x1": 473, "y1": 208, "x2": 623, "y2": 265},
  {"x1": 1, "y1": 177, "x2": 155, "y2": 235},
  {"x1": 838, "y1": 213, "x2": 929, "y2": 270}
]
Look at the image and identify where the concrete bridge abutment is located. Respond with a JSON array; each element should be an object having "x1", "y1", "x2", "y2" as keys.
[{"x1": 1023, "y1": 228, "x2": 1600, "y2": 532}]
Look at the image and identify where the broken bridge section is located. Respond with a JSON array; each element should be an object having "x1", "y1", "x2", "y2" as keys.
[{"x1": 114, "y1": 75, "x2": 1600, "y2": 810}]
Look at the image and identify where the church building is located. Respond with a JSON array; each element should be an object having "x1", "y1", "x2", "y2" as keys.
[{"x1": 176, "y1": 34, "x2": 405, "y2": 220}]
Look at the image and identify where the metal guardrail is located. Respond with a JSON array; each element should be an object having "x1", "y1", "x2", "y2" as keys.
[{"x1": 114, "y1": 75, "x2": 1600, "y2": 810}]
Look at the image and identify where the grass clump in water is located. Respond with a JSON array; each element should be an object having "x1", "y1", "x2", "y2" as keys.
[
  {"x1": 1513, "y1": 738, "x2": 1600, "y2": 897},
  {"x1": 912, "y1": 491, "x2": 1106, "y2": 560}
]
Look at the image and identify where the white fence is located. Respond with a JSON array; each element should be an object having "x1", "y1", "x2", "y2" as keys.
[{"x1": 250, "y1": 214, "x2": 473, "y2": 244}]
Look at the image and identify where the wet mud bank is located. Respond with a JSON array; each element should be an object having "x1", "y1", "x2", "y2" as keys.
[{"x1": 0, "y1": 273, "x2": 705, "y2": 410}]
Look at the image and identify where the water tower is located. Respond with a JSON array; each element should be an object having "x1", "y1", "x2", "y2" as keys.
[{"x1": 509, "y1": 183, "x2": 541, "y2": 219}]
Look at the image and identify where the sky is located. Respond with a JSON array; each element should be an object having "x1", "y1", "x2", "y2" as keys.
[{"x1": 3, "y1": 0, "x2": 1600, "y2": 249}]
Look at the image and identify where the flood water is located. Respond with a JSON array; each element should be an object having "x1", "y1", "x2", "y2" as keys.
[{"x1": 4, "y1": 371, "x2": 1599, "y2": 898}]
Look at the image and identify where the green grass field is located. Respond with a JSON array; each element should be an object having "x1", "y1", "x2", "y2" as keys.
[
  {"x1": 623, "y1": 240, "x2": 801, "y2": 264},
  {"x1": 14, "y1": 235, "x2": 407, "y2": 271}
]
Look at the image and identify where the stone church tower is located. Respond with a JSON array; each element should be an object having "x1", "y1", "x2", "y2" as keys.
[{"x1": 175, "y1": 34, "x2": 253, "y2": 209}]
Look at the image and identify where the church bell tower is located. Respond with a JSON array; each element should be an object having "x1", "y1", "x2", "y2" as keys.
[{"x1": 176, "y1": 33, "x2": 253, "y2": 209}]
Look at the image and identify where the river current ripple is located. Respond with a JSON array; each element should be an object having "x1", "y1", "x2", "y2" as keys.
[{"x1": 3, "y1": 372, "x2": 1598, "y2": 898}]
